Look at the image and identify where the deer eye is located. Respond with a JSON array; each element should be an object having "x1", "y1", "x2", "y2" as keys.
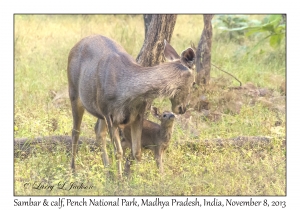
[{"x1": 163, "y1": 114, "x2": 167, "y2": 118}]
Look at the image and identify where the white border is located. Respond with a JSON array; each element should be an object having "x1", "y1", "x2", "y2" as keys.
[{"x1": 3, "y1": 0, "x2": 298, "y2": 209}]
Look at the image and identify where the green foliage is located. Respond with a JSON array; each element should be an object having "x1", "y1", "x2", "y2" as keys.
[
  {"x1": 213, "y1": 15, "x2": 261, "y2": 43},
  {"x1": 214, "y1": 15, "x2": 286, "y2": 53}
]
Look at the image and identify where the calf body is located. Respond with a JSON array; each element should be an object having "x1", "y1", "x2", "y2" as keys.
[
  {"x1": 121, "y1": 107, "x2": 175, "y2": 173},
  {"x1": 67, "y1": 35, "x2": 195, "y2": 177}
]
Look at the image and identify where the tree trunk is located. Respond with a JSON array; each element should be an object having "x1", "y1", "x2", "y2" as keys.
[
  {"x1": 281, "y1": 14, "x2": 286, "y2": 23},
  {"x1": 136, "y1": 14, "x2": 177, "y2": 67},
  {"x1": 143, "y1": 14, "x2": 152, "y2": 40},
  {"x1": 195, "y1": 14, "x2": 214, "y2": 85}
]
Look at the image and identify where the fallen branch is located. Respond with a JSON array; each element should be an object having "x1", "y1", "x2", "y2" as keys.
[
  {"x1": 14, "y1": 135, "x2": 281, "y2": 158},
  {"x1": 14, "y1": 135, "x2": 97, "y2": 157},
  {"x1": 175, "y1": 136, "x2": 274, "y2": 150},
  {"x1": 211, "y1": 63, "x2": 242, "y2": 86}
]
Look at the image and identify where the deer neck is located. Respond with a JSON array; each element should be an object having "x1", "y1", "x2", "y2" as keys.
[
  {"x1": 129, "y1": 62, "x2": 187, "y2": 100},
  {"x1": 158, "y1": 124, "x2": 174, "y2": 144}
]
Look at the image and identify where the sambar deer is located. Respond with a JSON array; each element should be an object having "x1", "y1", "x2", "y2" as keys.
[
  {"x1": 67, "y1": 34, "x2": 195, "y2": 177},
  {"x1": 121, "y1": 107, "x2": 176, "y2": 174}
]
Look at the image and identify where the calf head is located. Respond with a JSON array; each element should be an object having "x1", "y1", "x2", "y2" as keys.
[{"x1": 151, "y1": 106, "x2": 175, "y2": 127}]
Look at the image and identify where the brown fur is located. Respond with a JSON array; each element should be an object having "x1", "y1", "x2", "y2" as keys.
[
  {"x1": 67, "y1": 35, "x2": 195, "y2": 177},
  {"x1": 121, "y1": 107, "x2": 175, "y2": 174}
]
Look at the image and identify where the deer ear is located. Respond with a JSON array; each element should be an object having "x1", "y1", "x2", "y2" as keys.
[
  {"x1": 180, "y1": 48, "x2": 195, "y2": 69},
  {"x1": 163, "y1": 39, "x2": 180, "y2": 61},
  {"x1": 150, "y1": 106, "x2": 161, "y2": 119}
]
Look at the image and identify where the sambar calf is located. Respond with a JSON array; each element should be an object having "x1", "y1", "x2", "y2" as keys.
[{"x1": 121, "y1": 107, "x2": 176, "y2": 174}]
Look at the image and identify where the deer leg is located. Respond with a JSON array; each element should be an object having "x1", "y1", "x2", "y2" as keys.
[
  {"x1": 94, "y1": 119, "x2": 109, "y2": 167},
  {"x1": 106, "y1": 116, "x2": 123, "y2": 177},
  {"x1": 130, "y1": 114, "x2": 143, "y2": 162},
  {"x1": 119, "y1": 129, "x2": 133, "y2": 176},
  {"x1": 70, "y1": 98, "x2": 85, "y2": 172}
]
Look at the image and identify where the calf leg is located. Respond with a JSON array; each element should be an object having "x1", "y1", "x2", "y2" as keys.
[
  {"x1": 124, "y1": 155, "x2": 133, "y2": 176},
  {"x1": 155, "y1": 148, "x2": 164, "y2": 174}
]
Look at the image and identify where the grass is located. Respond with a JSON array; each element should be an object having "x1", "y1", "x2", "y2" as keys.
[{"x1": 14, "y1": 14, "x2": 286, "y2": 196}]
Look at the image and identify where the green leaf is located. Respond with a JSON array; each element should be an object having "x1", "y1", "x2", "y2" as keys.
[
  {"x1": 248, "y1": 19, "x2": 262, "y2": 26},
  {"x1": 268, "y1": 14, "x2": 282, "y2": 27},
  {"x1": 218, "y1": 26, "x2": 230, "y2": 30},
  {"x1": 269, "y1": 34, "x2": 282, "y2": 48},
  {"x1": 224, "y1": 26, "x2": 250, "y2": 31},
  {"x1": 245, "y1": 26, "x2": 264, "y2": 36},
  {"x1": 261, "y1": 23, "x2": 274, "y2": 32},
  {"x1": 275, "y1": 25, "x2": 286, "y2": 34}
]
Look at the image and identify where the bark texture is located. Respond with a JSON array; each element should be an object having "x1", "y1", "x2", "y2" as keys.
[
  {"x1": 136, "y1": 14, "x2": 177, "y2": 67},
  {"x1": 143, "y1": 14, "x2": 152, "y2": 40},
  {"x1": 195, "y1": 14, "x2": 214, "y2": 85}
]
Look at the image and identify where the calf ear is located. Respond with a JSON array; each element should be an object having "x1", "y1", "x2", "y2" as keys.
[
  {"x1": 150, "y1": 106, "x2": 161, "y2": 120},
  {"x1": 163, "y1": 39, "x2": 180, "y2": 61},
  {"x1": 180, "y1": 48, "x2": 195, "y2": 69}
]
